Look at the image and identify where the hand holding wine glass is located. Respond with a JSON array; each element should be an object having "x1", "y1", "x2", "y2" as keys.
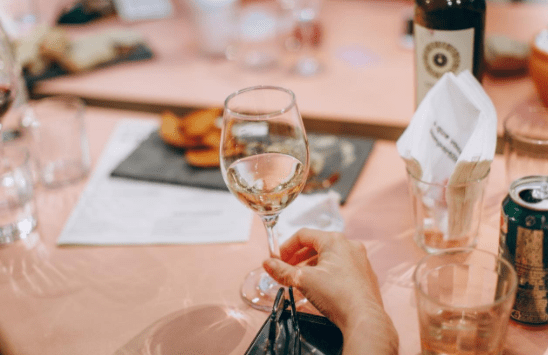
[{"x1": 220, "y1": 86, "x2": 310, "y2": 311}]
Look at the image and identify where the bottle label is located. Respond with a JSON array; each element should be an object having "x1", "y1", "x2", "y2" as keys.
[{"x1": 414, "y1": 23, "x2": 474, "y2": 106}]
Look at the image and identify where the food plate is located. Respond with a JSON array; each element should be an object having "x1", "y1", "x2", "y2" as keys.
[{"x1": 111, "y1": 129, "x2": 374, "y2": 204}]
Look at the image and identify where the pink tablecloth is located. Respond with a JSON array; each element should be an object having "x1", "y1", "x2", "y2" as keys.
[{"x1": 0, "y1": 106, "x2": 547, "y2": 354}]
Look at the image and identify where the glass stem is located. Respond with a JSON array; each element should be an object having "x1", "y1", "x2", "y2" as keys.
[{"x1": 261, "y1": 214, "x2": 280, "y2": 259}]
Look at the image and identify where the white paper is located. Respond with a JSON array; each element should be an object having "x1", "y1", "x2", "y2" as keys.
[
  {"x1": 397, "y1": 70, "x2": 497, "y2": 184},
  {"x1": 58, "y1": 119, "x2": 253, "y2": 246},
  {"x1": 396, "y1": 71, "x2": 497, "y2": 239},
  {"x1": 277, "y1": 190, "x2": 345, "y2": 244}
]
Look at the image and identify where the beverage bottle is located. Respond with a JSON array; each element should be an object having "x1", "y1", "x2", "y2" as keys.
[{"x1": 414, "y1": 0, "x2": 486, "y2": 106}]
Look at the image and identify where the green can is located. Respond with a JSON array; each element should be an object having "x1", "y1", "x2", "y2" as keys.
[{"x1": 500, "y1": 176, "x2": 548, "y2": 324}]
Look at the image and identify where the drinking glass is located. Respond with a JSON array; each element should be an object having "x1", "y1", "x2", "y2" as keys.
[
  {"x1": 503, "y1": 103, "x2": 548, "y2": 187},
  {"x1": 414, "y1": 248, "x2": 518, "y2": 355},
  {"x1": 220, "y1": 86, "x2": 310, "y2": 311},
  {"x1": 28, "y1": 95, "x2": 90, "y2": 188},
  {"x1": 0, "y1": 145, "x2": 37, "y2": 245},
  {"x1": 234, "y1": 0, "x2": 281, "y2": 70},
  {"x1": 407, "y1": 168, "x2": 489, "y2": 253}
]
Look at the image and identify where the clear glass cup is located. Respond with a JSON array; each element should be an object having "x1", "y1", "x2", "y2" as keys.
[
  {"x1": 0, "y1": 145, "x2": 37, "y2": 245},
  {"x1": 414, "y1": 248, "x2": 518, "y2": 355},
  {"x1": 220, "y1": 85, "x2": 310, "y2": 311},
  {"x1": 188, "y1": 0, "x2": 237, "y2": 58},
  {"x1": 28, "y1": 95, "x2": 90, "y2": 188},
  {"x1": 407, "y1": 169, "x2": 489, "y2": 253},
  {"x1": 503, "y1": 104, "x2": 548, "y2": 187},
  {"x1": 234, "y1": 0, "x2": 282, "y2": 70}
]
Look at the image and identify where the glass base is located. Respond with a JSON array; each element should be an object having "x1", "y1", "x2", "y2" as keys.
[
  {"x1": 41, "y1": 159, "x2": 89, "y2": 188},
  {"x1": 241, "y1": 267, "x2": 307, "y2": 312},
  {"x1": 415, "y1": 229, "x2": 477, "y2": 254}
]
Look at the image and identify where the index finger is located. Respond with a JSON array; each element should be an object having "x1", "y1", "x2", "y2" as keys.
[{"x1": 280, "y1": 228, "x2": 331, "y2": 261}]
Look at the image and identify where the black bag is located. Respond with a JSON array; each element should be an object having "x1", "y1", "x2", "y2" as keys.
[{"x1": 245, "y1": 287, "x2": 343, "y2": 355}]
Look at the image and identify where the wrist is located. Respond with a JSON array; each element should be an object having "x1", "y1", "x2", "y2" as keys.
[{"x1": 341, "y1": 303, "x2": 399, "y2": 355}]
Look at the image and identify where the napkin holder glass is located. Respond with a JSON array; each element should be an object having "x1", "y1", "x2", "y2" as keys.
[{"x1": 244, "y1": 287, "x2": 343, "y2": 355}]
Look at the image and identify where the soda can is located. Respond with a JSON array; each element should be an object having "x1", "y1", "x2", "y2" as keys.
[{"x1": 500, "y1": 176, "x2": 548, "y2": 324}]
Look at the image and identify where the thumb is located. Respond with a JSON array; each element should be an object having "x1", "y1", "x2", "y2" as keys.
[{"x1": 263, "y1": 258, "x2": 301, "y2": 288}]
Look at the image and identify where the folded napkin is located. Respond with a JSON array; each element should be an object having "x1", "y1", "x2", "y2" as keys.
[
  {"x1": 278, "y1": 191, "x2": 345, "y2": 244},
  {"x1": 397, "y1": 70, "x2": 497, "y2": 237},
  {"x1": 397, "y1": 70, "x2": 497, "y2": 184}
]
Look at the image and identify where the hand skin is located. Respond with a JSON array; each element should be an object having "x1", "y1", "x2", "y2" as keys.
[{"x1": 263, "y1": 228, "x2": 399, "y2": 355}]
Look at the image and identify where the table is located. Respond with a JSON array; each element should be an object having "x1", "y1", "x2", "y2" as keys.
[
  {"x1": 0, "y1": 106, "x2": 547, "y2": 355},
  {"x1": 28, "y1": 0, "x2": 548, "y2": 141}
]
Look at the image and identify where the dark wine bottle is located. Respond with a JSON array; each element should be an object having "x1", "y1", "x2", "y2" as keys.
[{"x1": 414, "y1": 0, "x2": 486, "y2": 106}]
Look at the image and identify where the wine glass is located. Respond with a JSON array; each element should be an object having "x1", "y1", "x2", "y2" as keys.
[
  {"x1": 220, "y1": 85, "x2": 310, "y2": 311},
  {"x1": 292, "y1": 0, "x2": 323, "y2": 76}
]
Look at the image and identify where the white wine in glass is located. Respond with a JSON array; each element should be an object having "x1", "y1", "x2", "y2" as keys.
[{"x1": 220, "y1": 86, "x2": 310, "y2": 311}]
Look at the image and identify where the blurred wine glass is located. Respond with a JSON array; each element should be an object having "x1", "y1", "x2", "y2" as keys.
[
  {"x1": 220, "y1": 85, "x2": 310, "y2": 311},
  {"x1": 292, "y1": 0, "x2": 323, "y2": 76}
]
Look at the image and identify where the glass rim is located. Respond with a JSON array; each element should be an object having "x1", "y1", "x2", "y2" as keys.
[
  {"x1": 413, "y1": 247, "x2": 518, "y2": 311},
  {"x1": 406, "y1": 167, "x2": 490, "y2": 187},
  {"x1": 224, "y1": 85, "x2": 297, "y2": 120},
  {"x1": 503, "y1": 107, "x2": 548, "y2": 145}
]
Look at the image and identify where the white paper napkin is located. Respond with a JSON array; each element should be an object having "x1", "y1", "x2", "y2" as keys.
[
  {"x1": 397, "y1": 70, "x2": 497, "y2": 184},
  {"x1": 396, "y1": 70, "x2": 497, "y2": 239},
  {"x1": 277, "y1": 190, "x2": 345, "y2": 244}
]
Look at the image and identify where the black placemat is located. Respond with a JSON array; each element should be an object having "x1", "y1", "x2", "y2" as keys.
[{"x1": 110, "y1": 130, "x2": 374, "y2": 204}]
